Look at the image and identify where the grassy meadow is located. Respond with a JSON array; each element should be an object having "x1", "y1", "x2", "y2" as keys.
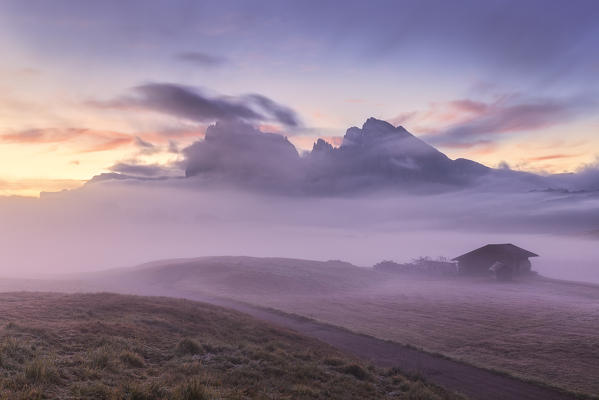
[
  {"x1": 0, "y1": 292, "x2": 460, "y2": 400},
  {"x1": 86, "y1": 257, "x2": 599, "y2": 397},
  {"x1": 238, "y1": 277, "x2": 599, "y2": 397}
]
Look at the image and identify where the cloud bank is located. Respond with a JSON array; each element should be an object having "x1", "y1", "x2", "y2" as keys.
[
  {"x1": 90, "y1": 116, "x2": 597, "y2": 196},
  {"x1": 174, "y1": 118, "x2": 565, "y2": 195},
  {"x1": 1, "y1": 117, "x2": 597, "y2": 283},
  {"x1": 1, "y1": 176, "x2": 598, "y2": 283}
]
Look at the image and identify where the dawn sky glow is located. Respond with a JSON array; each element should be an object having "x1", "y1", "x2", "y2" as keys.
[
  {"x1": 1, "y1": 0, "x2": 598, "y2": 196},
  {"x1": 2, "y1": 5, "x2": 599, "y2": 398}
]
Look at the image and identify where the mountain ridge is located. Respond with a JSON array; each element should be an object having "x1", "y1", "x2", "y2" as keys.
[{"x1": 86, "y1": 117, "x2": 594, "y2": 195}]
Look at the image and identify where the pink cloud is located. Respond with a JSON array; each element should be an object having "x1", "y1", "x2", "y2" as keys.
[
  {"x1": 79, "y1": 137, "x2": 133, "y2": 153},
  {"x1": 0, "y1": 128, "x2": 87, "y2": 144},
  {"x1": 527, "y1": 153, "x2": 583, "y2": 162}
]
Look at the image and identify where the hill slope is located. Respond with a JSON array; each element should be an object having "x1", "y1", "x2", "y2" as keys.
[
  {"x1": 86, "y1": 256, "x2": 599, "y2": 397},
  {"x1": 0, "y1": 292, "x2": 458, "y2": 399},
  {"x1": 92, "y1": 256, "x2": 379, "y2": 297}
]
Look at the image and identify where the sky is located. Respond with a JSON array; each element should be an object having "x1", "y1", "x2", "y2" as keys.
[
  {"x1": 1, "y1": 0, "x2": 599, "y2": 196},
  {"x1": 0, "y1": 1, "x2": 598, "y2": 282}
]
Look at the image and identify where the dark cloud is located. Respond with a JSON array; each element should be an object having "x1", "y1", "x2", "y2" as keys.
[
  {"x1": 93, "y1": 83, "x2": 301, "y2": 127},
  {"x1": 175, "y1": 52, "x2": 228, "y2": 67},
  {"x1": 122, "y1": 83, "x2": 260, "y2": 121},
  {"x1": 134, "y1": 136, "x2": 154, "y2": 149},
  {"x1": 243, "y1": 94, "x2": 300, "y2": 128},
  {"x1": 425, "y1": 95, "x2": 595, "y2": 147}
]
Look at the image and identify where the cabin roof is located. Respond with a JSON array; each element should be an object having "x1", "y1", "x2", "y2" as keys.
[{"x1": 452, "y1": 243, "x2": 539, "y2": 262}]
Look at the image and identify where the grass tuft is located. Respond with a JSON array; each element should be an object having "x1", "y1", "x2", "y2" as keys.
[
  {"x1": 341, "y1": 363, "x2": 370, "y2": 380},
  {"x1": 88, "y1": 344, "x2": 115, "y2": 370},
  {"x1": 173, "y1": 378, "x2": 212, "y2": 400},
  {"x1": 24, "y1": 357, "x2": 60, "y2": 384},
  {"x1": 120, "y1": 351, "x2": 145, "y2": 368},
  {"x1": 176, "y1": 338, "x2": 203, "y2": 356}
]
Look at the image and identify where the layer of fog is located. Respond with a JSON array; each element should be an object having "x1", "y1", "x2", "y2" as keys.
[{"x1": 1, "y1": 179, "x2": 597, "y2": 283}]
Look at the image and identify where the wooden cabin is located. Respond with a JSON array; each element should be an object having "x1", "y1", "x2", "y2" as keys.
[{"x1": 452, "y1": 244, "x2": 538, "y2": 280}]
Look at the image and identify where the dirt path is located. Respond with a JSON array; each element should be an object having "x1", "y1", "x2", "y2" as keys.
[{"x1": 192, "y1": 296, "x2": 578, "y2": 400}]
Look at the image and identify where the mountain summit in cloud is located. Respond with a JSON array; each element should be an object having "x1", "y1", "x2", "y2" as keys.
[
  {"x1": 183, "y1": 121, "x2": 303, "y2": 192},
  {"x1": 177, "y1": 118, "x2": 492, "y2": 194},
  {"x1": 306, "y1": 118, "x2": 490, "y2": 193},
  {"x1": 95, "y1": 117, "x2": 597, "y2": 196}
]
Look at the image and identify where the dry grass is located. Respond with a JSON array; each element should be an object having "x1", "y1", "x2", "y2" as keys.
[
  {"x1": 6, "y1": 256, "x2": 598, "y2": 396},
  {"x1": 0, "y1": 292, "x2": 459, "y2": 399},
  {"x1": 232, "y1": 276, "x2": 599, "y2": 397},
  {"x1": 74, "y1": 256, "x2": 599, "y2": 396}
]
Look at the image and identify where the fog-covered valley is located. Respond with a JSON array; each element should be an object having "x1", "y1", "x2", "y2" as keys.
[{"x1": 1, "y1": 119, "x2": 598, "y2": 284}]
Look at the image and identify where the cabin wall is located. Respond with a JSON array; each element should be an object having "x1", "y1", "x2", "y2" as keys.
[
  {"x1": 458, "y1": 255, "x2": 531, "y2": 275},
  {"x1": 458, "y1": 257, "x2": 492, "y2": 275},
  {"x1": 516, "y1": 258, "x2": 532, "y2": 273},
  {"x1": 494, "y1": 265, "x2": 513, "y2": 281}
]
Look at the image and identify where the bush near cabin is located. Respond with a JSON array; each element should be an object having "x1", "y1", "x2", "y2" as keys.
[{"x1": 374, "y1": 257, "x2": 458, "y2": 276}]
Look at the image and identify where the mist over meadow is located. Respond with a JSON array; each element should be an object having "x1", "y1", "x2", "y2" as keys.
[{"x1": 1, "y1": 118, "x2": 597, "y2": 282}]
